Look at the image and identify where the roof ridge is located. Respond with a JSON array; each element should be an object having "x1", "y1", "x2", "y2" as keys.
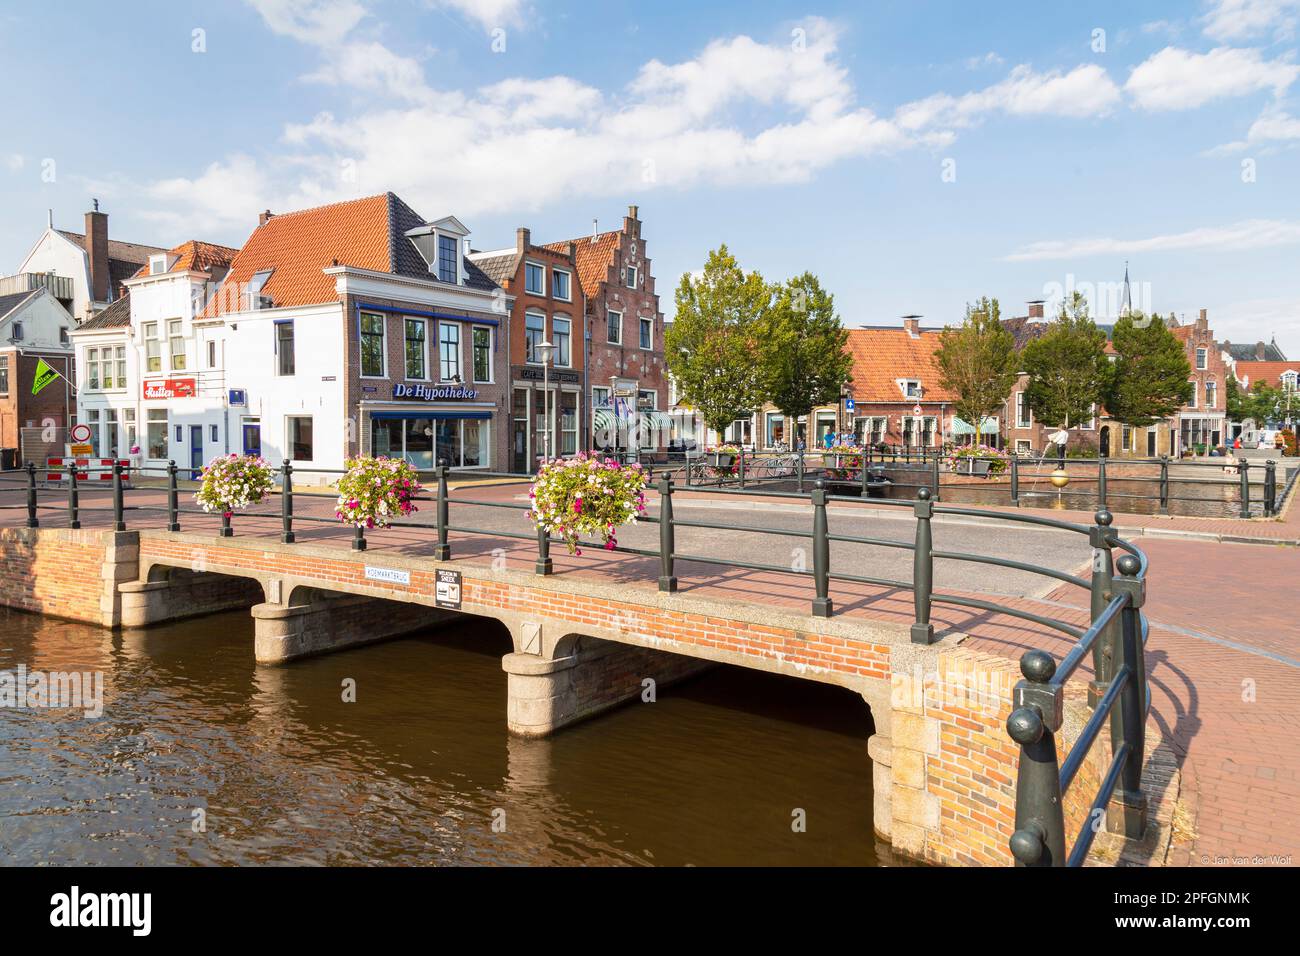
[
  {"x1": 541, "y1": 231, "x2": 620, "y2": 250},
  {"x1": 257, "y1": 192, "x2": 391, "y2": 224}
]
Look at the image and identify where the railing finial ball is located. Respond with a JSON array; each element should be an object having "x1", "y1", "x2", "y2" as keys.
[
  {"x1": 814, "y1": 478, "x2": 825, "y2": 490},
  {"x1": 1020, "y1": 648, "x2": 1056, "y2": 683},
  {"x1": 1009, "y1": 826, "x2": 1045, "y2": 864},
  {"x1": 1094, "y1": 509, "x2": 1113, "y2": 527},
  {"x1": 1006, "y1": 706, "x2": 1044, "y2": 746},
  {"x1": 1116, "y1": 554, "x2": 1140, "y2": 577},
  {"x1": 916, "y1": 486, "x2": 931, "y2": 501}
]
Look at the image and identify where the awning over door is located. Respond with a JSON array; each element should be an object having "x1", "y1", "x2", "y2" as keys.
[{"x1": 951, "y1": 417, "x2": 999, "y2": 436}]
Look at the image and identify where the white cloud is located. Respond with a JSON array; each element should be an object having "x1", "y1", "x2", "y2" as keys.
[
  {"x1": 1005, "y1": 218, "x2": 1300, "y2": 261},
  {"x1": 431, "y1": 0, "x2": 525, "y2": 30},
  {"x1": 5, "y1": 154, "x2": 23, "y2": 172},
  {"x1": 896, "y1": 63, "x2": 1121, "y2": 130},
  {"x1": 1126, "y1": 45, "x2": 1300, "y2": 109},
  {"x1": 248, "y1": 0, "x2": 368, "y2": 46},
  {"x1": 964, "y1": 51, "x2": 1004, "y2": 70},
  {"x1": 1201, "y1": 0, "x2": 1300, "y2": 41}
]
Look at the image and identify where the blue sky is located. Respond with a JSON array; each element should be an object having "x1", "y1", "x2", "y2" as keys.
[{"x1": 3, "y1": 0, "x2": 1299, "y2": 353}]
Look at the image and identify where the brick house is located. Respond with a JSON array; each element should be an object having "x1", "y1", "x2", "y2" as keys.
[
  {"x1": 840, "y1": 317, "x2": 955, "y2": 450},
  {"x1": 469, "y1": 229, "x2": 584, "y2": 472},
  {"x1": 0, "y1": 287, "x2": 77, "y2": 462},
  {"x1": 1169, "y1": 310, "x2": 1229, "y2": 455},
  {"x1": 542, "y1": 205, "x2": 669, "y2": 455},
  {"x1": 205, "y1": 193, "x2": 510, "y2": 480}
]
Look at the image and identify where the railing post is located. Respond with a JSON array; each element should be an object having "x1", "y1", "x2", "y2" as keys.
[
  {"x1": 66, "y1": 460, "x2": 80, "y2": 530},
  {"x1": 352, "y1": 522, "x2": 367, "y2": 551},
  {"x1": 1109, "y1": 555, "x2": 1149, "y2": 839},
  {"x1": 112, "y1": 460, "x2": 126, "y2": 532},
  {"x1": 658, "y1": 473, "x2": 677, "y2": 592},
  {"x1": 25, "y1": 461, "x2": 38, "y2": 529},
  {"x1": 535, "y1": 520, "x2": 553, "y2": 575},
  {"x1": 932, "y1": 455, "x2": 940, "y2": 502},
  {"x1": 280, "y1": 460, "x2": 295, "y2": 543},
  {"x1": 860, "y1": 450, "x2": 869, "y2": 496},
  {"x1": 1158, "y1": 455, "x2": 1170, "y2": 515},
  {"x1": 738, "y1": 446, "x2": 746, "y2": 490},
  {"x1": 434, "y1": 460, "x2": 451, "y2": 560},
  {"x1": 1087, "y1": 510, "x2": 1118, "y2": 708},
  {"x1": 1239, "y1": 459, "x2": 1251, "y2": 518},
  {"x1": 797, "y1": 450, "x2": 805, "y2": 494},
  {"x1": 911, "y1": 487, "x2": 935, "y2": 644},
  {"x1": 1097, "y1": 456, "x2": 1108, "y2": 511},
  {"x1": 1007, "y1": 650, "x2": 1067, "y2": 866},
  {"x1": 1265, "y1": 459, "x2": 1277, "y2": 517},
  {"x1": 811, "y1": 479, "x2": 832, "y2": 617},
  {"x1": 219, "y1": 511, "x2": 233, "y2": 537},
  {"x1": 1010, "y1": 456, "x2": 1020, "y2": 507},
  {"x1": 166, "y1": 460, "x2": 180, "y2": 531}
]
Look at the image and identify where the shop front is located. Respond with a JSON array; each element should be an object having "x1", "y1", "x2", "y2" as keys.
[
  {"x1": 362, "y1": 383, "x2": 497, "y2": 471},
  {"x1": 511, "y1": 365, "x2": 582, "y2": 473}
]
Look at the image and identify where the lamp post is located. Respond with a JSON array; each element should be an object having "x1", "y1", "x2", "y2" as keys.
[
  {"x1": 609, "y1": 374, "x2": 620, "y2": 462},
  {"x1": 537, "y1": 340, "x2": 555, "y2": 463}
]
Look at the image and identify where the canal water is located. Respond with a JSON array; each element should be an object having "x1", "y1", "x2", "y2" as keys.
[{"x1": 0, "y1": 607, "x2": 895, "y2": 866}]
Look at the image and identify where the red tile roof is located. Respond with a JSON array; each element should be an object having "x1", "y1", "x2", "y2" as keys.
[
  {"x1": 130, "y1": 240, "x2": 240, "y2": 279},
  {"x1": 1234, "y1": 360, "x2": 1300, "y2": 388},
  {"x1": 541, "y1": 231, "x2": 620, "y2": 299},
  {"x1": 845, "y1": 327, "x2": 958, "y2": 403}
]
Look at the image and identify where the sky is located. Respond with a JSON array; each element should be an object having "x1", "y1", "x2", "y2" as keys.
[{"x1": 2, "y1": 0, "x2": 1298, "y2": 355}]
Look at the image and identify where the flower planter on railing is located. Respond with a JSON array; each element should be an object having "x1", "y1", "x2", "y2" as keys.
[
  {"x1": 704, "y1": 445, "x2": 739, "y2": 477},
  {"x1": 194, "y1": 453, "x2": 275, "y2": 535},
  {"x1": 334, "y1": 455, "x2": 422, "y2": 529},
  {"x1": 527, "y1": 453, "x2": 648, "y2": 554}
]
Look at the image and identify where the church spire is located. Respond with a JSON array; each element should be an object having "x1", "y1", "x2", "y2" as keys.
[{"x1": 1120, "y1": 260, "x2": 1132, "y2": 317}]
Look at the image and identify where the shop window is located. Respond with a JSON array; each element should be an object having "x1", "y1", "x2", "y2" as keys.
[
  {"x1": 146, "y1": 409, "x2": 168, "y2": 459},
  {"x1": 287, "y1": 416, "x2": 314, "y2": 461}
]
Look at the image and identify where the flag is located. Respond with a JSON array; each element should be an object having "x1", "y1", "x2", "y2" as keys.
[{"x1": 31, "y1": 358, "x2": 60, "y2": 395}]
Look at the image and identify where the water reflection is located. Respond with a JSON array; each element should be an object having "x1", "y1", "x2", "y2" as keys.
[{"x1": 0, "y1": 607, "x2": 892, "y2": 866}]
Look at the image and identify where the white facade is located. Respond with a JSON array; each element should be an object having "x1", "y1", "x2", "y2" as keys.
[{"x1": 18, "y1": 229, "x2": 103, "y2": 321}]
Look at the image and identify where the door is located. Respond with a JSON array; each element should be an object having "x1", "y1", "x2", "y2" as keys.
[
  {"x1": 242, "y1": 420, "x2": 261, "y2": 457},
  {"x1": 1099, "y1": 425, "x2": 1110, "y2": 457},
  {"x1": 512, "y1": 388, "x2": 529, "y2": 473},
  {"x1": 190, "y1": 425, "x2": 204, "y2": 478},
  {"x1": 1146, "y1": 429, "x2": 1157, "y2": 457}
]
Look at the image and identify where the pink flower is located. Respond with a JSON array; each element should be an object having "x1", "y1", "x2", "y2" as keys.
[{"x1": 605, "y1": 539, "x2": 616, "y2": 550}]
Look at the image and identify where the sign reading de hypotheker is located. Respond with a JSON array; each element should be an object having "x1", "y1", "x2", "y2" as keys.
[
  {"x1": 143, "y1": 377, "x2": 197, "y2": 400},
  {"x1": 436, "y1": 569, "x2": 462, "y2": 609},
  {"x1": 393, "y1": 383, "x2": 478, "y2": 401}
]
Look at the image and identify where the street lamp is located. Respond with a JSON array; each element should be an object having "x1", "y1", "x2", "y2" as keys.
[{"x1": 537, "y1": 340, "x2": 555, "y2": 462}]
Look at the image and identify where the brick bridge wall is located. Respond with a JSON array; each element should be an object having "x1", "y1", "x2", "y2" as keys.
[{"x1": 0, "y1": 526, "x2": 1111, "y2": 867}]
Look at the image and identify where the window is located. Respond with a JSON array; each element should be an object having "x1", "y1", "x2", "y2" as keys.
[
  {"x1": 552, "y1": 269, "x2": 571, "y2": 301},
  {"x1": 1283, "y1": 371, "x2": 1299, "y2": 393},
  {"x1": 104, "y1": 410, "x2": 119, "y2": 458},
  {"x1": 552, "y1": 317, "x2": 571, "y2": 367},
  {"x1": 1205, "y1": 380, "x2": 1217, "y2": 409},
  {"x1": 525, "y1": 262, "x2": 544, "y2": 295},
  {"x1": 360, "y1": 312, "x2": 385, "y2": 376},
  {"x1": 169, "y1": 319, "x2": 185, "y2": 370},
  {"x1": 0, "y1": 356, "x2": 7, "y2": 395},
  {"x1": 525, "y1": 312, "x2": 545, "y2": 364},
  {"x1": 904, "y1": 380, "x2": 922, "y2": 398},
  {"x1": 439, "y1": 322, "x2": 461, "y2": 381},
  {"x1": 246, "y1": 269, "x2": 273, "y2": 310},
  {"x1": 636, "y1": 317, "x2": 652, "y2": 350},
  {"x1": 87, "y1": 347, "x2": 101, "y2": 390},
  {"x1": 472, "y1": 326, "x2": 492, "y2": 382},
  {"x1": 1015, "y1": 391, "x2": 1032, "y2": 428},
  {"x1": 143, "y1": 322, "x2": 161, "y2": 372},
  {"x1": 607, "y1": 309, "x2": 622, "y2": 345},
  {"x1": 625, "y1": 266, "x2": 637, "y2": 289},
  {"x1": 123, "y1": 409, "x2": 136, "y2": 453},
  {"x1": 210, "y1": 424, "x2": 219, "y2": 443},
  {"x1": 1081, "y1": 404, "x2": 1096, "y2": 430},
  {"x1": 175, "y1": 425, "x2": 184, "y2": 444},
  {"x1": 287, "y1": 416, "x2": 314, "y2": 461},
  {"x1": 1196, "y1": 347, "x2": 1207, "y2": 370},
  {"x1": 146, "y1": 409, "x2": 168, "y2": 459},
  {"x1": 437, "y1": 234, "x2": 458, "y2": 283},
  {"x1": 149, "y1": 254, "x2": 168, "y2": 276},
  {"x1": 405, "y1": 318, "x2": 427, "y2": 379},
  {"x1": 1016, "y1": 439, "x2": 1032, "y2": 455},
  {"x1": 86, "y1": 410, "x2": 101, "y2": 456},
  {"x1": 766, "y1": 413, "x2": 786, "y2": 447},
  {"x1": 592, "y1": 386, "x2": 610, "y2": 410},
  {"x1": 1187, "y1": 381, "x2": 1197, "y2": 407},
  {"x1": 1121, "y1": 424, "x2": 1134, "y2": 452},
  {"x1": 10, "y1": 322, "x2": 21, "y2": 341},
  {"x1": 59, "y1": 327, "x2": 69, "y2": 345},
  {"x1": 207, "y1": 340, "x2": 217, "y2": 368},
  {"x1": 560, "y1": 390, "x2": 578, "y2": 455},
  {"x1": 638, "y1": 389, "x2": 656, "y2": 410},
  {"x1": 276, "y1": 321, "x2": 295, "y2": 376}
]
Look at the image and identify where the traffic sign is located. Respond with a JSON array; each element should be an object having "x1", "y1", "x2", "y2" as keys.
[
  {"x1": 70, "y1": 423, "x2": 93, "y2": 443},
  {"x1": 845, "y1": 398, "x2": 856, "y2": 412},
  {"x1": 912, "y1": 404, "x2": 923, "y2": 416}
]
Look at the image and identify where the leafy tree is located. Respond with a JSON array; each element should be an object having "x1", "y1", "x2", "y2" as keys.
[
  {"x1": 1021, "y1": 292, "x2": 1111, "y2": 435},
  {"x1": 934, "y1": 297, "x2": 1017, "y2": 443},
  {"x1": 664, "y1": 245, "x2": 771, "y2": 436},
  {"x1": 761, "y1": 273, "x2": 853, "y2": 425},
  {"x1": 1231, "y1": 380, "x2": 1286, "y2": 424},
  {"x1": 1105, "y1": 312, "x2": 1193, "y2": 427}
]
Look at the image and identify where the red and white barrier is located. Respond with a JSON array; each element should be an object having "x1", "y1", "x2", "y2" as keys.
[{"x1": 46, "y1": 458, "x2": 132, "y2": 484}]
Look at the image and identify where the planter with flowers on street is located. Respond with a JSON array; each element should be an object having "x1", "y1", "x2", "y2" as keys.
[
  {"x1": 194, "y1": 453, "x2": 276, "y2": 534},
  {"x1": 334, "y1": 455, "x2": 423, "y2": 529},
  {"x1": 527, "y1": 453, "x2": 649, "y2": 555}
]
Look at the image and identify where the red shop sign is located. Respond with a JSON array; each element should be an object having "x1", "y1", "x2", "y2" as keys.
[{"x1": 142, "y1": 377, "x2": 197, "y2": 400}]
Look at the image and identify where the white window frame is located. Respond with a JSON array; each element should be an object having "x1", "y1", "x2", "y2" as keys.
[
  {"x1": 592, "y1": 386, "x2": 611, "y2": 409},
  {"x1": 143, "y1": 321, "x2": 161, "y2": 373},
  {"x1": 1015, "y1": 439, "x2": 1032, "y2": 455},
  {"x1": 551, "y1": 267, "x2": 572, "y2": 302},
  {"x1": 1204, "y1": 379, "x2": 1217, "y2": 410},
  {"x1": 1282, "y1": 370, "x2": 1299, "y2": 393},
  {"x1": 607, "y1": 309, "x2": 622, "y2": 345},
  {"x1": 1196, "y1": 347, "x2": 1207, "y2": 370},
  {"x1": 471, "y1": 325, "x2": 493, "y2": 384},
  {"x1": 404, "y1": 317, "x2": 429, "y2": 381},
  {"x1": 525, "y1": 310, "x2": 546, "y2": 365},
  {"x1": 625, "y1": 265, "x2": 637, "y2": 289},
  {"x1": 524, "y1": 261, "x2": 545, "y2": 296},
  {"x1": 149, "y1": 254, "x2": 168, "y2": 276},
  {"x1": 1015, "y1": 391, "x2": 1032, "y2": 428},
  {"x1": 552, "y1": 316, "x2": 571, "y2": 367},
  {"x1": 901, "y1": 379, "x2": 922, "y2": 399},
  {"x1": 1187, "y1": 380, "x2": 1197, "y2": 408},
  {"x1": 639, "y1": 316, "x2": 653, "y2": 350},
  {"x1": 359, "y1": 311, "x2": 387, "y2": 378},
  {"x1": 286, "y1": 415, "x2": 314, "y2": 462},
  {"x1": 439, "y1": 321, "x2": 462, "y2": 382}
]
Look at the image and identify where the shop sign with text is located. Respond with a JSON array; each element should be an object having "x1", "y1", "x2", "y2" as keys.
[{"x1": 142, "y1": 378, "x2": 197, "y2": 400}]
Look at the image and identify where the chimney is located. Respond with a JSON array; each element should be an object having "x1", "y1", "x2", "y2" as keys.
[
  {"x1": 1195, "y1": 308, "x2": 1209, "y2": 334},
  {"x1": 516, "y1": 227, "x2": 530, "y2": 253},
  {"x1": 1026, "y1": 300, "x2": 1045, "y2": 319},
  {"x1": 85, "y1": 199, "x2": 109, "y2": 304},
  {"x1": 902, "y1": 314, "x2": 922, "y2": 338},
  {"x1": 259, "y1": 209, "x2": 274, "y2": 227},
  {"x1": 591, "y1": 218, "x2": 599, "y2": 240},
  {"x1": 625, "y1": 204, "x2": 640, "y2": 237},
  {"x1": 1256, "y1": 341, "x2": 1267, "y2": 360}
]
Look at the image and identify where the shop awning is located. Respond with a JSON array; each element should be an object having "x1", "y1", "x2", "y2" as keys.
[
  {"x1": 593, "y1": 409, "x2": 674, "y2": 430},
  {"x1": 369, "y1": 410, "x2": 492, "y2": 420},
  {"x1": 950, "y1": 417, "x2": 999, "y2": 436}
]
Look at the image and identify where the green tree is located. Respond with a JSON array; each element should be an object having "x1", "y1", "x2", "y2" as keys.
[
  {"x1": 1232, "y1": 380, "x2": 1286, "y2": 424},
  {"x1": 664, "y1": 245, "x2": 771, "y2": 436},
  {"x1": 1105, "y1": 312, "x2": 1193, "y2": 427},
  {"x1": 933, "y1": 297, "x2": 1017, "y2": 444},
  {"x1": 1021, "y1": 292, "x2": 1111, "y2": 436},
  {"x1": 760, "y1": 273, "x2": 853, "y2": 426}
]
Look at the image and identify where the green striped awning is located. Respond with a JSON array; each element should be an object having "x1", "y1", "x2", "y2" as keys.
[{"x1": 951, "y1": 417, "x2": 999, "y2": 436}]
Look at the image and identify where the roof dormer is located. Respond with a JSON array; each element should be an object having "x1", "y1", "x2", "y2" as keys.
[{"x1": 406, "y1": 215, "x2": 470, "y2": 286}]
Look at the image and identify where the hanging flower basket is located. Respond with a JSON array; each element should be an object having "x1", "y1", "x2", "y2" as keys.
[
  {"x1": 825, "y1": 444, "x2": 863, "y2": 480},
  {"x1": 527, "y1": 453, "x2": 648, "y2": 555},
  {"x1": 334, "y1": 455, "x2": 423, "y2": 529},
  {"x1": 705, "y1": 444, "x2": 739, "y2": 476},
  {"x1": 946, "y1": 444, "x2": 1009, "y2": 476},
  {"x1": 194, "y1": 453, "x2": 275, "y2": 516}
]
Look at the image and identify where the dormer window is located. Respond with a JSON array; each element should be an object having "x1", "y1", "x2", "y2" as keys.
[
  {"x1": 149, "y1": 254, "x2": 169, "y2": 276},
  {"x1": 902, "y1": 379, "x2": 922, "y2": 398},
  {"x1": 437, "y1": 235, "x2": 458, "y2": 284},
  {"x1": 245, "y1": 269, "x2": 274, "y2": 310}
]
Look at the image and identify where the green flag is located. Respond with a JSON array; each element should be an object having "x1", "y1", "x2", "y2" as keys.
[{"x1": 32, "y1": 358, "x2": 60, "y2": 395}]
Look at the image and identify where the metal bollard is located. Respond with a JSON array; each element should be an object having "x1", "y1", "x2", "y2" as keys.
[
  {"x1": 811, "y1": 480, "x2": 831, "y2": 617},
  {"x1": 167, "y1": 461, "x2": 181, "y2": 531},
  {"x1": 67, "y1": 460, "x2": 80, "y2": 530},
  {"x1": 434, "y1": 461, "x2": 450, "y2": 560},
  {"x1": 1265, "y1": 460, "x2": 1277, "y2": 516},
  {"x1": 1239, "y1": 459, "x2": 1250, "y2": 518},
  {"x1": 535, "y1": 519, "x2": 552, "y2": 575},
  {"x1": 25, "y1": 461, "x2": 39, "y2": 529},
  {"x1": 280, "y1": 460, "x2": 295, "y2": 543},
  {"x1": 1158, "y1": 456, "x2": 1170, "y2": 516},
  {"x1": 911, "y1": 488, "x2": 935, "y2": 644},
  {"x1": 1010, "y1": 456, "x2": 1020, "y2": 507},
  {"x1": 1097, "y1": 456, "x2": 1108, "y2": 511},
  {"x1": 658, "y1": 473, "x2": 677, "y2": 592},
  {"x1": 112, "y1": 460, "x2": 126, "y2": 532}
]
